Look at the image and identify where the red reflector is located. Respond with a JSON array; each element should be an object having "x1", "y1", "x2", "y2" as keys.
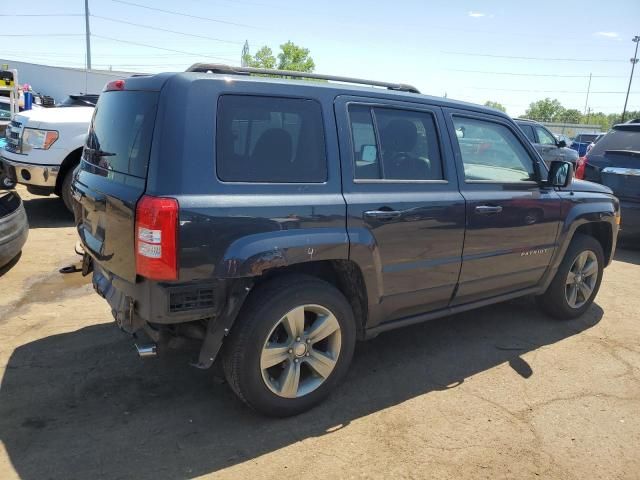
[
  {"x1": 135, "y1": 195, "x2": 178, "y2": 280},
  {"x1": 104, "y1": 79, "x2": 125, "y2": 91},
  {"x1": 575, "y1": 156, "x2": 587, "y2": 179}
]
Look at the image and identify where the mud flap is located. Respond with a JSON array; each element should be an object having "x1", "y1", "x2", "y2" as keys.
[{"x1": 192, "y1": 279, "x2": 253, "y2": 369}]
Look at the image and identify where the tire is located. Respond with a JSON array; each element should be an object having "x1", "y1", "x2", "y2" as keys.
[
  {"x1": 222, "y1": 274, "x2": 356, "y2": 417},
  {"x1": 536, "y1": 233, "x2": 604, "y2": 320},
  {"x1": 61, "y1": 167, "x2": 76, "y2": 213}
]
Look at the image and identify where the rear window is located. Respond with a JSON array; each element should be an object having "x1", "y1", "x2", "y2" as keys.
[
  {"x1": 589, "y1": 127, "x2": 640, "y2": 156},
  {"x1": 216, "y1": 95, "x2": 327, "y2": 183},
  {"x1": 84, "y1": 91, "x2": 158, "y2": 178},
  {"x1": 576, "y1": 134, "x2": 598, "y2": 143}
]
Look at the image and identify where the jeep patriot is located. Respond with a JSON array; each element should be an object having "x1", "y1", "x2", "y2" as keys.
[{"x1": 72, "y1": 64, "x2": 620, "y2": 416}]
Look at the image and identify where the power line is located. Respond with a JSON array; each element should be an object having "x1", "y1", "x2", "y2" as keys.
[
  {"x1": 447, "y1": 69, "x2": 625, "y2": 78},
  {"x1": 92, "y1": 34, "x2": 238, "y2": 62},
  {"x1": 465, "y1": 86, "x2": 638, "y2": 94},
  {"x1": 0, "y1": 33, "x2": 84, "y2": 37},
  {"x1": 91, "y1": 14, "x2": 244, "y2": 45},
  {"x1": 109, "y1": 0, "x2": 259, "y2": 29},
  {"x1": 0, "y1": 13, "x2": 83, "y2": 17},
  {"x1": 442, "y1": 51, "x2": 628, "y2": 63}
]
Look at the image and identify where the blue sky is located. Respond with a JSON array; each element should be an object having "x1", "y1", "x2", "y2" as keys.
[{"x1": 1, "y1": 0, "x2": 639, "y2": 116}]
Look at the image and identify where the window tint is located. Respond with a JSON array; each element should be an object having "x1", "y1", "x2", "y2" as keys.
[
  {"x1": 85, "y1": 91, "x2": 158, "y2": 178},
  {"x1": 535, "y1": 126, "x2": 556, "y2": 145},
  {"x1": 348, "y1": 105, "x2": 444, "y2": 180},
  {"x1": 453, "y1": 116, "x2": 536, "y2": 182},
  {"x1": 589, "y1": 127, "x2": 640, "y2": 156},
  {"x1": 519, "y1": 124, "x2": 536, "y2": 143},
  {"x1": 216, "y1": 95, "x2": 326, "y2": 183}
]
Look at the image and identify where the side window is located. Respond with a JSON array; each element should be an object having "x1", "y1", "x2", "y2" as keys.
[
  {"x1": 453, "y1": 116, "x2": 536, "y2": 183},
  {"x1": 519, "y1": 124, "x2": 536, "y2": 143},
  {"x1": 216, "y1": 95, "x2": 327, "y2": 183},
  {"x1": 348, "y1": 105, "x2": 444, "y2": 180},
  {"x1": 535, "y1": 126, "x2": 557, "y2": 145}
]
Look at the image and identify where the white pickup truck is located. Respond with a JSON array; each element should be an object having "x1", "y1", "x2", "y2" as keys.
[{"x1": 0, "y1": 95, "x2": 97, "y2": 211}]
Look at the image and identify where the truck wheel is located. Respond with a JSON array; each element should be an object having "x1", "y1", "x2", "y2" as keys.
[
  {"x1": 222, "y1": 274, "x2": 356, "y2": 417},
  {"x1": 536, "y1": 234, "x2": 604, "y2": 320},
  {"x1": 61, "y1": 167, "x2": 76, "y2": 213}
]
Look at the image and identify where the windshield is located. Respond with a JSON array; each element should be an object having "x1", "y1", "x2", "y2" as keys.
[
  {"x1": 577, "y1": 134, "x2": 598, "y2": 143},
  {"x1": 58, "y1": 95, "x2": 99, "y2": 107},
  {"x1": 589, "y1": 127, "x2": 640, "y2": 156}
]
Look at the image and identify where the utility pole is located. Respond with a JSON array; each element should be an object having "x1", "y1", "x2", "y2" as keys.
[
  {"x1": 85, "y1": 0, "x2": 92, "y2": 71},
  {"x1": 241, "y1": 40, "x2": 249, "y2": 67},
  {"x1": 621, "y1": 35, "x2": 639, "y2": 123},
  {"x1": 583, "y1": 72, "x2": 592, "y2": 116}
]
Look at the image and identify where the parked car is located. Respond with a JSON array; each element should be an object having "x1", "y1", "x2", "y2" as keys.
[
  {"x1": 0, "y1": 97, "x2": 10, "y2": 137},
  {"x1": 586, "y1": 133, "x2": 606, "y2": 154},
  {"x1": 515, "y1": 119, "x2": 579, "y2": 166},
  {"x1": 571, "y1": 133, "x2": 600, "y2": 157},
  {"x1": 73, "y1": 66, "x2": 619, "y2": 416},
  {"x1": 576, "y1": 122, "x2": 640, "y2": 239},
  {"x1": 0, "y1": 95, "x2": 98, "y2": 211},
  {"x1": 0, "y1": 190, "x2": 28, "y2": 268}
]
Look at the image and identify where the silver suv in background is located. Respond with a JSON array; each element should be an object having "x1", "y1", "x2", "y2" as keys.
[{"x1": 515, "y1": 119, "x2": 579, "y2": 166}]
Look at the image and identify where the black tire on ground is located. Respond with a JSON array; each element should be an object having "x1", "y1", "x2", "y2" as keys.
[
  {"x1": 61, "y1": 167, "x2": 76, "y2": 213},
  {"x1": 222, "y1": 274, "x2": 356, "y2": 417},
  {"x1": 536, "y1": 233, "x2": 604, "y2": 320}
]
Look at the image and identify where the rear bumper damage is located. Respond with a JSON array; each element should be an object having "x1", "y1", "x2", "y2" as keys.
[{"x1": 91, "y1": 264, "x2": 252, "y2": 368}]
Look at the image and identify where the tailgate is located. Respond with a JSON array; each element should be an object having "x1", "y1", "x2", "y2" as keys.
[
  {"x1": 599, "y1": 151, "x2": 640, "y2": 202},
  {"x1": 73, "y1": 90, "x2": 158, "y2": 282}
]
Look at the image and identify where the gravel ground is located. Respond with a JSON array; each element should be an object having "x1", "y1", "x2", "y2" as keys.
[{"x1": 0, "y1": 186, "x2": 638, "y2": 480}]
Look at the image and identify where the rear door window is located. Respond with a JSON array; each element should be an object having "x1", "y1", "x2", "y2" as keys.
[
  {"x1": 348, "y1": 104, "x2": 444, "y2": 180},
  {"x1": 216, "y1": 95, "x2": 327, "y2": 183},
  {"x1": 518, "y1": 124, "x2": 536, "y2": 143},
  {"x1": 85, "y1": 91, "x2": 158, "y2": 178}
]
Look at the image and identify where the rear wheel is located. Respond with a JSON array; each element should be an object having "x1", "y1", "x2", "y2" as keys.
[
  {"x1": 222, "y1": 275, "x2": 356, "y2": 417},
  {"x1": 536, "y1": 234, "x2": 604, "y2": 319}
]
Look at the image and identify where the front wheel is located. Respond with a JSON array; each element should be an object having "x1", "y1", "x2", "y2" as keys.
[
  {"x1": 222, "y1": 275, "x2": 356, "y2": 417},
  {"x1": 536, "y1": 234, "x2": 604, "y2": 319},
  {"x1": 60, "y1": 167, "x2": 76, "y2": 213}
]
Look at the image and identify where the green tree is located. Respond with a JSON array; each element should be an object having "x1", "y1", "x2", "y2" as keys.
[
  {"x1": 484, "y1": 100, "x2": 506, "y2": 113},
  {"x1": 560, "y1": 108, "x2": 582, "y2": 124},
  {"x1": 523, "y1": 98, "x2": 565, "y2": 122},
  {"x1": 243, "y1": 46, "x2": 276, "y2": 69},
  {"x1": 277, "y1": 41, "x2": 315, "y2": 72}
]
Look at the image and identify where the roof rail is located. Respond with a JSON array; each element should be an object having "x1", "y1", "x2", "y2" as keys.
[{"x1": 185, "y1": 63, "x2": 420, "y2": 94}]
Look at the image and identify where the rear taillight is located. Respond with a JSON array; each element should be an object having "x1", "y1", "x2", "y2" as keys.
[
  {"x1": 135, "y1": 195, "x2": 178, "y2": 280},
  {"x1": 575, "y1": 156, "x2": 588, "y2": 179},
  {"x1": 104, "y1": 79, "x2": 125, "y2": 91}
]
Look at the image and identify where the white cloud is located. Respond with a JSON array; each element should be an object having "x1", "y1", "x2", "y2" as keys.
[
  {"x1": 468, "y1": 11, "x2": 486, "y2": 17},
  {"x1": 595, "y1": 31, "x2": 619, "y2": 38}
]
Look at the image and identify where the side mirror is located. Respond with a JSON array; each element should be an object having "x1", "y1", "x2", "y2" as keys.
[
  {"x1": 557, "y1": 139, "x2": 567, "y2": 148},
  {"x1": 547, "y1": 160, "x2": 574, "y2": 188}
]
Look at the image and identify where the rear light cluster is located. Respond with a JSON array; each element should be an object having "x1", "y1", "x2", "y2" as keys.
[
  {"x1": 104, "y1": 79, "x2": 125, "y2": 91},
  {"x1": 575, "y1": 156, "x2": 588, "y2": 179},
  {"x1": 135, "y1": 195, "x2": 179, "y2": 280}
]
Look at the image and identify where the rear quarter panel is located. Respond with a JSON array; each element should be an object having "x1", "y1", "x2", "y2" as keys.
[{"x1": 146, "y1": 75, "x2": 348, "y2": 282}]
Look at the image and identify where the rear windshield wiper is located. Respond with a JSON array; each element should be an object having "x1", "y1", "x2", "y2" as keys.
[{"x1": 85, "y1": 147, "x2": 116, "y2": 157}]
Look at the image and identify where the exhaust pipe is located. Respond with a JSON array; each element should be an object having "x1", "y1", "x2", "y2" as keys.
[{"x1": 135, "y1": 343, "x2": 157, "y2": 358}]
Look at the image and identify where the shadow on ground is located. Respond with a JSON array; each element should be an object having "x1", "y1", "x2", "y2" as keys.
[
  {"x1": 0, "y1": 298, "x2": 603, "y2": 479},
  {"x1": 22, "y1": 196, "x2": 73, "y2": 229},
  {"x1": 614, "y1": 247, "x2": 640, "y2": 266}
]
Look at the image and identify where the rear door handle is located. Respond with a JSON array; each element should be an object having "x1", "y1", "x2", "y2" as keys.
[
  {"x1": 364, "y1": 209, "x2": 402, "y2": 220},
  {"x1": 475, "y1": 205, "x2": 503, "y2": 215}
]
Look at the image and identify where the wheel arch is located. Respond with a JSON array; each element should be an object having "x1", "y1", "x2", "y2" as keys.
[{"x1": 54, "y1": 147, "x2": 83, "y2": 195}]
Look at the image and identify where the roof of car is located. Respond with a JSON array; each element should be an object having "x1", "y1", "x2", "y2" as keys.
[
  {"x1": 123, "y1": 70, "x2": 512, "y2": 120},
  {"x1": 513, "y1": 118, "x2": 541, "y2": 125}
]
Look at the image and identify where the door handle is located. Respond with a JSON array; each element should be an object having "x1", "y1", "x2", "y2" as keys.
[
  {"x1": 364, "y1": 209, "x2": 402, "y2": 220},
  {"x1": 475, "y1": 205, "x2": 503, "y2": 215}
]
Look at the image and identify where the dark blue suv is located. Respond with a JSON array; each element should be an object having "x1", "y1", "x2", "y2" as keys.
[{"x1": 72, "y1": 65, "x2": 619, "y2": 416}]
